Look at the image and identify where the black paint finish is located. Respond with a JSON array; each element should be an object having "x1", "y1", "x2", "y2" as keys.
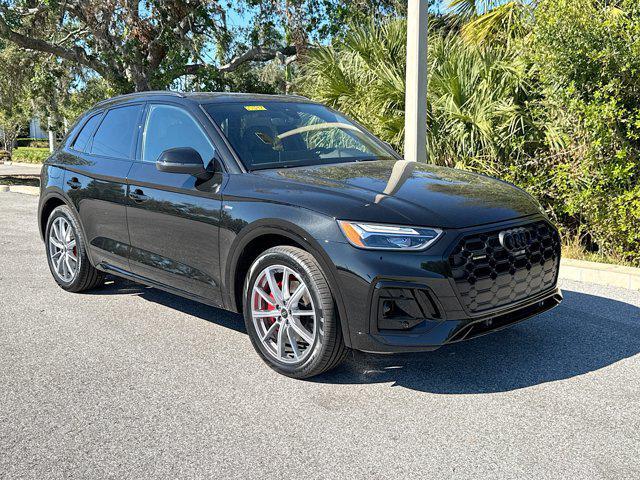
[
  {"x1": 126, "y1": 161, "x2": 224, "y2": 304},
  {"x1": 39, "y1": 92, "x2": 562, "y2": 353},
  {"x1": 60, "y1": 151, "x2": 133, "y2": 272}
]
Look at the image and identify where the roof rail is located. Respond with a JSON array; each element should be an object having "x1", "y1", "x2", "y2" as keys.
[{"x1": 94, "y1": 90, "x2": 185, "y2": 107}]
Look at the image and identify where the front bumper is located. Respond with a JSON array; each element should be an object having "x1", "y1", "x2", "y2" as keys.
[
  {"x1": 356, "y1": 285, "x2": 562, "y2": 353},
  {"x1": 324, "y1": 215, "x2": 563, "y2": 353}
]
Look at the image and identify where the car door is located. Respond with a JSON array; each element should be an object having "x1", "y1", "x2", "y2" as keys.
[
  {"x1": 63, "y1": 104, "x2": 143, "y2": 272},
  {"x1": 126, "y1": 102, "x2": 224, "y2": 305}
]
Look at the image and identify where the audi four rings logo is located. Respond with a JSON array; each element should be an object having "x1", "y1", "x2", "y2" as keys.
[{"x1": 499, "y1": 228, "x2": 532, "y2": 252}]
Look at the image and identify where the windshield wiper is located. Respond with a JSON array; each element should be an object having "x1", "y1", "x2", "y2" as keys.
[{"x1": 353, "y1": 156, "x2": 394, "y2": 162}]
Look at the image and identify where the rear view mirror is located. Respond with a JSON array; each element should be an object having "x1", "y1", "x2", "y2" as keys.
[{"x1": 156, "y1": 147, "x2": 206, "y2": 176}]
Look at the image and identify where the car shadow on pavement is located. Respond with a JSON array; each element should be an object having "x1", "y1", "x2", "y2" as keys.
[
  {"x1": 90, "y1": 279, "x2": 639, "y2": 394},
  {"x1": 90, "y1": 276, "x2": 247, "y2": 334},
  {"x1": 314, "y1": 290, "x2": 640, "y2": 393}
]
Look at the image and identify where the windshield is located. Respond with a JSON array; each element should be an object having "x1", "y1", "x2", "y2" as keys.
[{"x1": 204, "y1": 101, "x2": 394, "y2": 170}]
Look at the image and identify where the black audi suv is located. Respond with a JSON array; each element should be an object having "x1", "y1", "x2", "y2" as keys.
[{"x1": 39, "y1": 91, "x2": 562, "y2": 378}]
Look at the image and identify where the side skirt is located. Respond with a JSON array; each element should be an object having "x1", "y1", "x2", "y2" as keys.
[{"x1": 97, "y1": 262, "x2": 226, "y2": 310}]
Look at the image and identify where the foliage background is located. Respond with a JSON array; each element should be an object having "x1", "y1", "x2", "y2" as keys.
[
  {"x1": 0, "y1": 0, "x2": 638, "y2": 265},
  {"x1": 299, "y1": 0, "x2": 640, "y2": 265}
]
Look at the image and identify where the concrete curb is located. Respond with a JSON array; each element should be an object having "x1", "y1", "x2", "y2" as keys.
[
  {"x1": 0, "y1": 161, "x2": 42, "y2": 179},
  {"x1": 1, "y1": 186, "x2": 40, "y2": 196},
  {"x1": 560, "y1": 258, "x2": 640, "y2": 291},
  {"x1": 2, "y1": 161, "x2": 40, "y2": 167}
]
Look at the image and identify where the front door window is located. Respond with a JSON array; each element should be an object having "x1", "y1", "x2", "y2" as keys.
[{"x1": 142, "y1": 105, "x2": 214, "y2": 164}]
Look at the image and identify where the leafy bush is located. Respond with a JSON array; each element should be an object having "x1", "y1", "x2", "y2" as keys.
[
  {"x1": 299, "y1": 19, "x2": 545, "y2": 166},
  {"x1": 525, "y1": 0, "x2": 640, "y2": 263},
  {"x1": 11, "y1": 147, "x2": 50, "y2": 164},
  {"x1": 298, "y1": 5, "x2": 640, "y2": 265},
  {"x1": 299, "y1": 19, "x2": 408, "y2": 149},
  {"x1": 15, "y1": 138, "x2": 49, "y2": 148},
  {"x1": 427, "y1": 34, "x2": 543, "y2": 167}
]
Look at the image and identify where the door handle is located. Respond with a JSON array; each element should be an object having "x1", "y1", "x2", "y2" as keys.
[
  {"x1": 66, "y1": 177, "x2": 81, "y2": 189},
  {"x1": 129, "y1": 188, "x2": 149, "y2": 203}
]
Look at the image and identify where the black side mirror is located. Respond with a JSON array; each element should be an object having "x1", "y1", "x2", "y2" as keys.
[{"x1": 156, "y1": 147, "x2": 206, "y2": 176}]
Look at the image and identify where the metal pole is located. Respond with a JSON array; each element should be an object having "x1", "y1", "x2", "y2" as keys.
[
  {"x1": 404, "y1": 0, "x2": 428, "y2": 163},
  {"x1": 47, "y1": 117, "x2": 55, "y2": 153}
]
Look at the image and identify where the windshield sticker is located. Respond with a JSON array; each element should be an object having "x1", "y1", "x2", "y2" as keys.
[{"x1": 244, "y1": 105, "x2": 267, "y2": 111}]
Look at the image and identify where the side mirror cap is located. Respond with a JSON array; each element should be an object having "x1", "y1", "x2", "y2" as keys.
[{"x1": 156, "y1": 147, "x2": 206, "y2": 176}]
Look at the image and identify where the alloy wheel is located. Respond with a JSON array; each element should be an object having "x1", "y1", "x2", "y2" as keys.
[
  {"x1": 251, "y1": 265, "x2": 318, "y2": 364},
  {"x1": 48, "y1": 216, "x2": 79, "y2": 283}
]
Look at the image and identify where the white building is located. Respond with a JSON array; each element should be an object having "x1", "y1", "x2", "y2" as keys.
[{"x1": 28, "y1": 117, "x2": 47, "y2": 139}]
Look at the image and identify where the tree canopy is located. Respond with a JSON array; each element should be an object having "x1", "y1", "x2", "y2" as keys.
[{"x1": 0, "y1": 0, "x2": 408, "y2": 93}]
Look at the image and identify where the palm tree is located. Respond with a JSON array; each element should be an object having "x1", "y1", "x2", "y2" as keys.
[
  {"x1": 448, "y1": 0, "x2": 534, "y2": 45},
  {"x1": 299, "y1": 19, "x2": 408, "y2": 147},
  {"x1": 427, "y1": 33, "x2": 535, "y2": 166},
  {"x1": 299, "y1": 19, "x2": 541, "y2": 167}
]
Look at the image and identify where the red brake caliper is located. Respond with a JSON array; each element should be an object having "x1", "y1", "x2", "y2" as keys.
[{"x1": 264, "y1": 280, "x2": 283, "y2": 326}]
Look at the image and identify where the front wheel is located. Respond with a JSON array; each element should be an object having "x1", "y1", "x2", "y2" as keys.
[{"x1": 243, "y1": 246, "x2": 348, "y2": 379}]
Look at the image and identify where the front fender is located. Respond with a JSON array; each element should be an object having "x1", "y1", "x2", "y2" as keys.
[{"x1": 220, "y1": 209, "x2": 353, "y2": 348}]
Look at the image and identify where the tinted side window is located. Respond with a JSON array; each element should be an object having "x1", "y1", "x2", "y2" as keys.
[
  {"x1": 72, "y1": 113, "x2": 102, "y2": 152},
  {"x1": 142, "y1": 104, "x2": 214, "y2": 163},
  {"x1": 90, "y1": 105, "x2": 142, "y2": 159}
]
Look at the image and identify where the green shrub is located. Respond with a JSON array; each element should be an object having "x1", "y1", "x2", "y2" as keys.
[
  {"x1": 526, "y1": 0, "x2": 640, "y2": 263},
  {"x1": 298, "y1": 8, "x2": 640, "y2": 265},
  {"x1": 299, "y1": 21, "x2": 539, "y2": 165},
  {"x1": 11, "y1": 147, "x2": 50, "y2": 164},
  {"x1": 299, "y1": 19, "x2": 409, "y2": 149},
  {"x1": 15, "y1": 138, "x2": 49, "y2": 148}
]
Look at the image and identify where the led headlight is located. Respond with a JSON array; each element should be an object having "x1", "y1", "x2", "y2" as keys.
[{"x1": 337, "y1": 221, "x2": 442, "y2": 250}]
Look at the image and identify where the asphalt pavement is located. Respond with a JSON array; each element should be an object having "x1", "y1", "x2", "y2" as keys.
[{"x1": 1, "y1": 191, "x2": 639, "y2": 479}]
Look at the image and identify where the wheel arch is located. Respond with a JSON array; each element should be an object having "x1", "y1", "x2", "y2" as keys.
[
  {"x1": 38, "y1": 190, "x2": 98, "y2": 268},
  {"x1": 38, "y1": 191, "x2": 71, "y2": 241},
  {"x1": 226, "y1": 220, "x2": 352, "y2": 348}
]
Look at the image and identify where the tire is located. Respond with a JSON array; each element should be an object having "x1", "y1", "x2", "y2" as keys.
[
  {"x1": 45, "y1": 205, "x2": 105, "y2": 292},
  {"x1": 243, "y1": 246, "x2": 349, "y2": 379}
]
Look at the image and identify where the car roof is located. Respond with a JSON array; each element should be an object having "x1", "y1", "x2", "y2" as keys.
[{"x1": 92, "y1": 91, "x2": 314, "y2": 110}]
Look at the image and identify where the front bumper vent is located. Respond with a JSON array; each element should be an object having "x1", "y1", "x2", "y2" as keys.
[
  {"x1": 448, "y1": 220, "x2": 561, "y2": 313},
  {"x1": 375, "y1": 286, "x2": 441, "y2": 331}
]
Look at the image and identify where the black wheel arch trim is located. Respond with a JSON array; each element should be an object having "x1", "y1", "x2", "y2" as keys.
[
  {"x1": 224, "y1": 218, "x2": 353, "y2": 348},
  {"x1": 38, "y1": 188, "x2": 70, "y2": 240},
  {"x1": 38, "y1": 189, "x2": 98, "y2": 268}
]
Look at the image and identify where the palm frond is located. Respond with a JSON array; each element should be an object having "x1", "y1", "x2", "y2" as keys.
[
  {"x1": 299, "y1": 19, "x2": 539, "y2": 166},
  {"x1": 461, "y1": 1, "x2": 532, "y2": 44}
]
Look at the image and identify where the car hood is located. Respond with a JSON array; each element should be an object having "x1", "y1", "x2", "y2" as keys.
[{"x1": 253, "y1": 160, "x2": 542, "y2": 229}]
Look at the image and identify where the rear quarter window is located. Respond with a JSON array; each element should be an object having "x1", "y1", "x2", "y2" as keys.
[{"x1": 71, "y1": 113, "x2": 102, "y2": 153}]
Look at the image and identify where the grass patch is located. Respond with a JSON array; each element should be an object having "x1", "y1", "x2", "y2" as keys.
[
  {"x1": 562, "y1": 240, "x2": 637, "y2": 268},
  {"x1": 11, "y1": 147, "x2": 50, "y2": 164}
]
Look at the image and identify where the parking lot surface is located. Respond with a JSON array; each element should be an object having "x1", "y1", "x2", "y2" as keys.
[{"x1": 1, "y1": 192, "x2": 639, "y2": 479}]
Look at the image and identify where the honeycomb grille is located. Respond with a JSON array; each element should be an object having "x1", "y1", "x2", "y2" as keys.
[{"x1": 448, "y1": 221, "x2": 561, "y2": 313}]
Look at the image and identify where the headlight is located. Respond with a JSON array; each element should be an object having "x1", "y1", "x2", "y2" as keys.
[{"x1": 337, "y1": 221, "x2": 442, "y2": 250}]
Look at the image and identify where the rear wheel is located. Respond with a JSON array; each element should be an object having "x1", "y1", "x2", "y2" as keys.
[
  {"x1": 45, "y1": 205, "x2": 104, "y2": 292},
  {"x1": 243, "y1": 246, "x2": 348, "y2": 378}
]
